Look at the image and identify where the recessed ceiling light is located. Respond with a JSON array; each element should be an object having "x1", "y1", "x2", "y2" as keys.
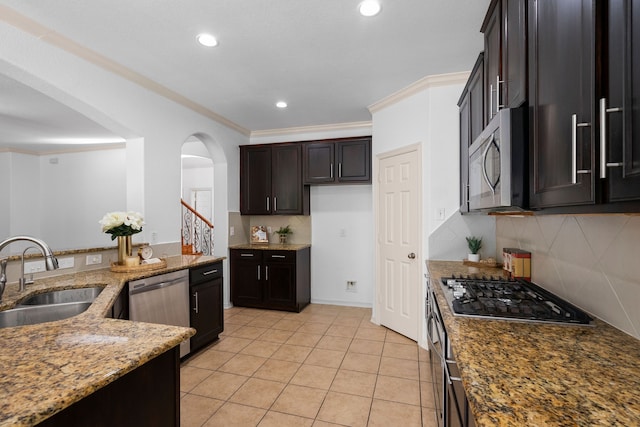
[
  {"x1": 197, "y1": 33, "x2": 218, "y2": 47},
  {"x1": 359, "y1": 0, "x2": 381, "y2": 17},
  {"x1": 276, "y1": 101, "x2": 288, "y2": 108}
]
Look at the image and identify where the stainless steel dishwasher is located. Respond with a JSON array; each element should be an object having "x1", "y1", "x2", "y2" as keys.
[{"x1": 129, "y1": 269, "x2": 190, "y2": 357}]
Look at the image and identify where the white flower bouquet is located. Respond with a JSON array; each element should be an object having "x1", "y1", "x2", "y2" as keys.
[{"x1": 99, "y1": 211, "x2": 144, "y2": 240}]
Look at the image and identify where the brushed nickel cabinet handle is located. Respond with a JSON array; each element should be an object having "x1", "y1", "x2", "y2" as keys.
[{"x1": 599, "y1": 98, "x2": 623, "y2": 178}]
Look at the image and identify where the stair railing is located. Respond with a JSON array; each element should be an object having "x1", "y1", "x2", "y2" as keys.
[{"x1": 181, "y1": 199, "x2": 214, "y2": 256}]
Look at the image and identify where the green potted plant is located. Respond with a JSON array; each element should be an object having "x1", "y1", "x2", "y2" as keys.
[
  {"x1": 275, "y1": 225, "x2": 292, "y2": 244},
  {"x1": 466, "y1": 236, "x2": 482, "y2": 262}
]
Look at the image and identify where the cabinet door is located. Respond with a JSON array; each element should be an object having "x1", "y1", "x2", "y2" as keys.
[
  {"x1": 304, "y1": 142, "x2": 335, "y2": 184},
  {"x1": 264, "y1": 262, "x2": 296, "y2": 308},
  {"x1": 459, "y1": 91, "x2": 471, "y2": 213},
  {"x1": 502, "y1": 0, "x2": 527, "y2": 108},
  {"x1": 483, "y1": 0, "x2": 502, "y2": 124},
  {"x1": 336, "y1": 138, "x2": 371, "y2": 183},
  {"x1": 240, "y1": 146, "x2": 271, "y2": 215},
  {"x1": 230, "y1": 250, "x2": 263, "y2": 307},
  {"x1": 469, "y1": 55, "x2": 485, "y2": 143},
  {"x1": 190, "y1": 278, "x2": 223, "y2": 352},
  {"x1": 604, "y1": 0, "x2": 640, "y2": 202},
  {"x1": 529, "y1": 0, "x2": 595, "y2": 208},
  {"x1": 272, "y1": 144, "x2": 308, "y2": 214}
]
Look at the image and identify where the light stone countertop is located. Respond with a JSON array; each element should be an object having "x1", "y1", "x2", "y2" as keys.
[
  {"x1": 0, "y1": 255, "x2": 224, "y2": 427},
  {"x1": 427, "y1": 260, "x2": 640, "y2": 426}
]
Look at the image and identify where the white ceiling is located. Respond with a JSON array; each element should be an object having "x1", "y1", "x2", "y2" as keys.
[{"x1": 0, "y1": 0, "x2": 489, "y2": 153}]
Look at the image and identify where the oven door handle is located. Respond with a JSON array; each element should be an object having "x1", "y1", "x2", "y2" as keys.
[
  {"x1": 426, "y1": 313, "x2": 446, "y2": 363},
  {"x1": 445, "y1": 359, "x2": 462, "y2": 385}
]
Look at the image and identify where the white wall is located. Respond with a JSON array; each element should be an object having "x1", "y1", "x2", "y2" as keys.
[
  {"x1": 9, "y1": 153, "x2": 41, "y2": 251},
  {"x1": 182, "y1": 166, "x2": 214, "y2": 207},
  {"x1": 0, "y1": 153, "x2": 10, "y2": 239}
]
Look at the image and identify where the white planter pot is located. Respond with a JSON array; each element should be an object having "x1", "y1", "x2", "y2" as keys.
[{"x1": 468, "y1": 253, "x2": 480, "y2": 262}]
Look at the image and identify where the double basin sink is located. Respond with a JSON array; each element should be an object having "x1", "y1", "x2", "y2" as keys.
[{"x1": 0, "y1": 286, "x2": 104, "y2": 328}]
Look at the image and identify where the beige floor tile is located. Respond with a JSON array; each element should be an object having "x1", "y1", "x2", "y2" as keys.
[
  {"x1": 304, "y1": 348, "x2": 346, "y2": 369},
  {"x1": 228, "y1": 325, "x2": 268, "y2": 340},
  {"x1": 191, "y1": 371, "x2": 249, "y2": 400},
  {"x1": 420, "y1": 361, "x2": 434, "y2": 382},
  {"x1": 378, "y1": 356, "x2": 420, "y2": 380},
  {"x1": 185, "y1": 349, "x2": 235, "y2": 370},
  {"x1": 358, "y1": 318, "x2": 383, "y2": 329},
  {"x1": 421, "y1": 380, "x2": 436, "y2": 409},
  {"x1": 305, "y1": 314, "x2": 337, "y2": 324},
  {"x1": 253, "y1": 358, "x2": 302, "y2": 383},
  {"x1": 311, "y1": 421, "x2": 343, "y2": 427},
  {"x1": 285, "y1": 332, "x2": 323, "y2": 347},
  {"x1": 247, "y1": 316, "x2": 281, "y2": 328},
  {"x1": 354, "y1": 327, "x2": 387, "y2": 342},
  {"x1": 419, "y1": 346, "x2": 430, "y2": 361},
  {"x1": 237, "y1": 309, "x2": 262, "y2": 318},
  {"x1": 203, "y1": 402, "x2": 266, "y2": 427},
  {"x1": 385, "y1": 330, "x2": 417, "y2": 344},
  {"x1": 240, "y1": 340, "x2": 282, "y2": 358},
  {"x1": 225, "y1": 313, "x2": 254, "y2": 326},
  {"x1": 223, "y1": 306, "x2": 246, "y2": 315},
  {"x1": 210, "y1": 336, "x2": 253, "y2": 353},
  {"x1": 367, "y1": 399, "x2": 422, "y2": 427},
  {"x1": 340, "y1": 352, "x2": 380, "y2": 374},
  {"x1": 219, "y1": 322, "x2": 243, "y2": 336},
  {"x1": 180, "y1": 394, "x2": 224, "y2": 427},
  {"x1": 271, "y1": 384, "x2": 328, "y2": 419},
  {"x1": 257, "y1": 328, "x2": 295, "y2": 344},
  {"x1": 324, "y1": 324, "x2": 357, "y2": 338},
  {"x1": 228, "y1": 377, "x2": 286, "y2": 409},
  {"x1": 316, "y1": 391, "x2": 372, "y2": 427},
  {"x1": 180, "y1": 366, "x2": 213, "y2": 393},
  {"x1": 332, "y1": 316, "x2": 361, "y2": 327},
  {"x1": 258, "y1": 411, "x2": 314, "y2": 427},
  {"x1": 329, "y1": 369, "x2": 377, "y2": 397},
  {"x1": 218, "y1": 354, "x2": 268, "y2": 376},
  {"x1": 315, "y1": 335, "x2": 352, "y2": 352},
  {"x1": 348, "y1": 338, "x2": 384, "y2": 356},
  {"x1": 297, "y1": 322, "x2": 330, "y2": 335},
  {"x1": 373, "y1": 375, "x2": 421, "y2": 405},
  {"x1": 271, "y1": 344, "x2": 313, "y2": 363},
  {"x1": 290, "y1": 364, "x2": 337, "y2": 390},
  {"x1": 422, "y1": 407, "x2": 438, "y2": 427},
  {"x1": 272, "y1": 318, "x2": 305, "y2": 331},
  {"x1": 382, "y1": 342, "x2": 419, "y2": 361}
]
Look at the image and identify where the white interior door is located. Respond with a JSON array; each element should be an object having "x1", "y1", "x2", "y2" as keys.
[{"x1": 377, "y1": 145, "x2": 421, "y2": 340}]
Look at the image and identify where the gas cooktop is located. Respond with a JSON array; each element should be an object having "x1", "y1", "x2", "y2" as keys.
[{"x1": 439, "y1": 275, "x2": 594, "y2": 325}]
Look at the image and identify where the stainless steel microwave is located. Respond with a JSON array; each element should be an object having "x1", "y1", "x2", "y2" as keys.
[{"x1": 467, "y1": 107, "x2": 527, "y2": 211}]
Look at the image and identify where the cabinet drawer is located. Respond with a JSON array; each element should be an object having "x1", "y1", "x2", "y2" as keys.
[
  {"x1": 264, "y1": 250, "x2": 296, "y2": 263},
  {"x1": 190, "y1": 262, "x2": 223, "y2": 285}
]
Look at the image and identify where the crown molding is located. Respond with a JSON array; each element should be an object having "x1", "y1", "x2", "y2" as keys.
[
  {"x1": 368, "y1": 71, "x2": 471, "y2": 114},
  {"x1": 251, "y1": 121, "x2": 372, "y2": 139},
  {"x1": 0, "y1": 143, "x2": 126, "y2": 156},
  {"x1": 0, "y1": 5, "x2": 250, "y2": 137}
]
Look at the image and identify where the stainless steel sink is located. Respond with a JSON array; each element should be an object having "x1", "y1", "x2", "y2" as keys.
[
  {"x1": 19, "y1": 286, "x2": 104, "y2": 305},
  {"x1": 0, "y1": 302, "x2": 93, "y2": 328}
]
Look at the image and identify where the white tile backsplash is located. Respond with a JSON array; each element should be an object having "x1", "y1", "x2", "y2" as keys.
[{"x1": 496, "y1": 214, "x2": 640, "y2": 339}]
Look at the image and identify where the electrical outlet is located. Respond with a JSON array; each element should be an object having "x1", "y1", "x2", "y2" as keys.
[
  {"x1": 267, "y1": 226, "x2": 272, "y2": 234},
  {"x1": 151, "y1": 231, "x2": 158, "y2": 243},
  {"x1": 24, "y1": 260, "x2": 45, "y2": 273},
  {"x1": 346, "y1": 280, "x2": 357, "y2": 292},
  {"x1": 86, "y1": 254, "x2": 102, "y2": 265},
  {"x1": 436, "y1": 207, "x2": 446, "y2": 221},
  {"x1": 230, "y1": 226, "x2": 235, "y2": 236},
  {"x1": 57, "y1": 257, "x2": 74, "y2": 269}
]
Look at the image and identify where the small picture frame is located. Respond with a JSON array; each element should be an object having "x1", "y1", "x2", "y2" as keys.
[{"x1": 250, "y1": 225, "x2": 269, "y2": 243}]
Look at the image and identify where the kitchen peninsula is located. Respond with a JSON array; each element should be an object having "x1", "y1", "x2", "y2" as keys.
[
  {"x1": 427, "y1": 260, "x2": 640, "y2": 426},
  {"x1": 0, "y1": 255, "x2": 222, "y2": 427}
]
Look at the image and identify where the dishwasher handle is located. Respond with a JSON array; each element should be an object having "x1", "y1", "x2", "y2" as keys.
[{"x1": 129, "y1": 277, "x2": 186, "y2": 295}]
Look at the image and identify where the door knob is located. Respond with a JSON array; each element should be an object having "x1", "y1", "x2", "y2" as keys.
[{"x1": 408, "y1": 253, "x2": 416, "y2": 259}]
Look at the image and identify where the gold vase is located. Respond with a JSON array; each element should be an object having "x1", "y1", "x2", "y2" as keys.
[{"x1": 117, "y1": 235, "x2": 132, "y2": 265}]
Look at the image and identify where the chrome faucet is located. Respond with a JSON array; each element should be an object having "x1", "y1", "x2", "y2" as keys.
[{"x1": 0, "y1": 236, "x2": 59, "y2": 298}]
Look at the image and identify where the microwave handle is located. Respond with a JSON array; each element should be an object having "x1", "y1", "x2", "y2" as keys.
[{"x1": 482, "y1": 134, "x2": 500, "y2": 194}]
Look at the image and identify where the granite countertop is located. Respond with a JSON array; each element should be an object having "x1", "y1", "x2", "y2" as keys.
[
  {"x1": 427, "y1": 260, "x2": 640, "y2": 426},
  {"x1": 0, "y1": 254, "x2": 224, "y2": 427},
  {"x1": 229, "y1": 243, "x2": 311, "y2": 251}
]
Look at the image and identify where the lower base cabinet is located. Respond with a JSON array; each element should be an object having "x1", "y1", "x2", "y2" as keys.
[
  {"x1": 230, "y1": 247, "x2": 310, "y2": 312},
  {"x1": 39, "y1": 348, "x2": 179, "y2": 427},
  {"x1": 189, "y1": 262, "x2": 224, "y2": 353}
]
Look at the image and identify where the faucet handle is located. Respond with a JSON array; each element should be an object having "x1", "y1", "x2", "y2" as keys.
[{"x1": 0, "y1": 258, "x2": 7, "y2": 299}]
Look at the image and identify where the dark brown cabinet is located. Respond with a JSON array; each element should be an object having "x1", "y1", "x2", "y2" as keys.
[
  {"x1": 458, "y1": 53, "x2": 484, "y2": 212},
  {"x1": 482, "y1": 0, "x2": 527, "y2": 123},
  {"x1": 189, "y1": 261, "x2": 223, "y2": 353},
  {"x1": 603, "y1": 0, "x2": 640, "y2": 202},
  {"x1": 240, "y1": 144, "x2": 310, "y2": 215},
  {"x1": 528, "y1": 0, "x2": 595, "y2": 208},
  {"x1": 303, "y1": 137, "x2": 371, "y2": 184},
  {"x1": 230, "y1": 247, "x2": 310, "y2": 312}
]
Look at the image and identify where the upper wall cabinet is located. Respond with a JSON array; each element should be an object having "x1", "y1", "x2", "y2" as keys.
[
  {"x1": 240, "y1": 144, "x2": 310, "y2": 215},
  {"x1": 458, "y1": 53, "x2": 484, "y2": 213},
  {"x1": 603, "y1": 0, "x2": 640, "y2": 202},
  {"x1": 303, "y1": 137, "x2": 371, "y2": 185},
  {"x1": 482, "y1": 0, "x2": 527, "y2": 124}
]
